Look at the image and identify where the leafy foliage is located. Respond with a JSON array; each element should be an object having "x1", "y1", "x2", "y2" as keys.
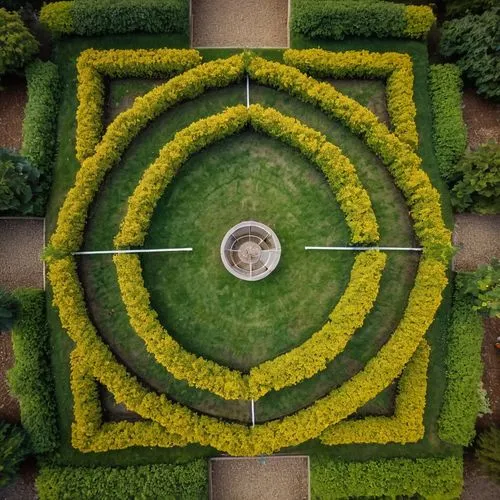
[
  {"x1": 0, "y1": 148, "x2": 42, "y2": 215},
  {"x1": 291, "y1": 0, "x2": 435, "y2": 40},
  {"x1": 0, "y1": 288, "x2": 19, "y2": 332},
  {"x1": 463, "y1": 259, "x2": 500, "y2": 317},
  {"x1": 440, "y1": 9, "x2": 500, "y2": 101},
  {"x1": 444, "y1": 0, "x2": 494, "y2": 19},
  {"x1": 40, "y1": 0, "x2": 189, "y2": 36},
  {"x1": 36, "y1": 460, "x2": 208, "y2": 500},
  {"x1": 310, "y1": 456, "x2": 463, "y2": 499},
  {"x1": 21, "y1": 60, "x2": 60, "y2": 213},
  {"x1": 0, "y1": 7, "x2": 38, "y2": 78},
  {"x1": 8, "y1": 289, "x2": 58, "y2": 454},
  {"x1": 477, "y1": 426, "x2": 500, "y2": 477},
  {"x1": 438, "y1": 275, "x2": 484, "y2": 445},
  {"x1": 451, "y1": 141, "x2": 500, "y2": 213},
  {"x1": 428, "y1": 64, "x2": 467, "y2": 180},
  {"x1": 0, "y1": 421, "x2": 29, "y2": 488}
]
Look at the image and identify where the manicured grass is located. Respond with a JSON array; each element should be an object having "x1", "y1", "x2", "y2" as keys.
[{"x1": 45, "y1": 35, "x2": 457, "y2": 466}]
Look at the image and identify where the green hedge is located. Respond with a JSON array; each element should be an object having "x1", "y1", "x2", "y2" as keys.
[
  {"x1": 428, "y1": 64, "x2": 467, "y2": 181},
  {"x1": 40, "y1": 0, "x2": 189, "y2": 36},
  {"x1": 7, "y1": 289, "x2": 58, "y2": 454},
  {"x1": 36, "y1": 460, "x2": 208, "y2": 499},
  {"x1": 21, "y1": 60, "x2": 60, "y2": 213},
  {"x1": 438, "y1": 275, "x2": 484, "y2": 446},
  {"x1": 291, "y1": 0, "x2": 436, "y2": 40},
  {"x1": 310, "y1": 456, "x2": 463, "y2": 499}
]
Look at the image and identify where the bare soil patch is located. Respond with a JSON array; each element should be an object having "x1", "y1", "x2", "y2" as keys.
[
  {"x1": 0, "y1": 219, "x2": 44, "y2": 291},
  {"x1": 192, "y1": 0, "x2": 288, "y2": 48},
  {"x1": 461, "y1": 454, "x2": 500, "y2": 500},
  {"x1": 0, "y1": 459, "x2": 37, "y2": 500},
  {"x1": 210, "y1": 456, "x2": 309, "y2": 500},
  {"x1": 462, "y1": 89, "x2": 500, "y2": 150},
  {"x1": 0, "y1": 76, "x2": 27, "y2": 151},
  {"x1": 477, "y1": 317, "x2": 500, "y2": 430},
  {"x1": 452, "y1": 214, "x2": 500, "y2": 271}
]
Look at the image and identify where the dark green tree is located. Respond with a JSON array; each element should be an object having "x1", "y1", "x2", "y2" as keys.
[
  {"x1": 477, "y1": 426, "x2": 500, "y2": 478},
  {"x1": 0, "y1": 148, "x2": 42, "y2": 215},
  {"x1": 0, "y1": 421, "x2": 29, "y2": 487},
  {"x1": 0, "y1": 288, "x2": 20, "y2": 332},
  {"x1": 463, "y1": 260, "x2": 500, "y2": 318}
]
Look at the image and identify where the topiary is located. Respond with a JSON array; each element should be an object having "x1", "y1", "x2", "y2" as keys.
[
  {"x1": 0, "y1": 288, "x2": 20, "y2": 332},
  {"x1": 477, "y1": 426, "x2": 500, "y2": 478},
  {"x1": 440, "y1": 8, "x2": 500, "y2": 101},
  {"x1": 0, "y1": 420, "x2": 29, "y2": 487},
  {"x1": 0, "y1": 148, "x2": 42, "y2": 215},
  {"x1": 451, "y1": 141, "x2": 500, "y2": 213},
  {"x1": 0, "y1": 7, "x2": 38, "y2": 79},
  {"x1": 463, "y1": 259, "x2": 500, "y2": 318}
]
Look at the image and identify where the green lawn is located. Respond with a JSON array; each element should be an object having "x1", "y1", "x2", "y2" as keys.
[{"x1": 45, "y1": 35, "x2": 458, "y2": 466}]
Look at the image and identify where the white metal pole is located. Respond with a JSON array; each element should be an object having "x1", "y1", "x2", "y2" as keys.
[
  {"x1": 305, "y1": 246, "x2": 423, "y2": 251},
  {"x1": 251, "y1": 399, "x2": 255, "y2": 427},
  {"x1": 72, "y1": 248, "x2": 193, "y2": 256}
]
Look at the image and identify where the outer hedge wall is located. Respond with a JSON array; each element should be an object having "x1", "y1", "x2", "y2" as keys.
[
  {"x1": 7, "y1": 289, "x2": 58, "y2": 454},
  {"x1": 291, "y1": 0, "x2": 436, "y2": 40},
  {"x1": 40, "y1": 0, "x2": 189, "y2": 36},
  {"x1": 21, "y1": 60, "x2": 60, "y2": 213},
  {"x1": 428, "y1": 64, "x2": 467, "y2": 181},
  {"x1": 438, "y1": 274, "x2": 484, "y2": 446},
  {"x1": 36, "y1": 460, "x2": 208, "y2": 500},
  {"x1": 310, "y1": 456, "x2": 463, "y2": 499}
]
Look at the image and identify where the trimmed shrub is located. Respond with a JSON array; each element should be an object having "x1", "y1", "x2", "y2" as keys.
[
  {"x1": 291, "y1": 1, "x2": 435, "y2": 40},
  {"x1": 7, "y1": 289, "x2": 58, "y2": 454},
  {"x1": 463, "y1": 260, "x2": 500, "y2": 317},
  {"x1": 428, "y1": 64, "x2": 467, "y2": 181},
  {"x1": 36, "y1": 460, "x2": 208, "y2": 500},
  {"x1": 0, "y1": 421, "x2": 29, "y2": 488},
  {"x1": 40, "y1": 0, "x2": 189, "y2": 36},
  {"x1": 21, "y1": 60, "x2": 60, "y2": 213},
  {"x1": 0, "y1": 288, "x2": 19, "y2": 332},
  {"x1": 444, "y1": 0, "x2": 494, "y2": 19},
  {"x1": 310, "y1": 456, "x2": 463, "y2": 499},
  {"x1": 440, "y1": 9, "x2": 500, "y2": 101},
  {"x1": 451, "y1": 140, "x2": 500, "y2": 213},
  {"x1": 0, "y1": 148, "x2": 43, "y2": 215},
  {"x1": 438, "y1": 275, "x2": 484, "y2": 445},
  {"x1": 477, "y1": 426, "x2": 500, "y2": 477},
  {"x1": 0, "y1": 8, "x2": 38, "y2": 78}
]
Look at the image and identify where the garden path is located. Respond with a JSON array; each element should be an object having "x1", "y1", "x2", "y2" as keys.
[
  {"x1": 191, "y1": 0, "x2": 288, "y2": 47},
  {"x1": 0, "y1": 76, "x2": 26, "y2": 151}
]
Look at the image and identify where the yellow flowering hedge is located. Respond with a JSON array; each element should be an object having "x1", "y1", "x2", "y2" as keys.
[
  {"x1": 321, "y1": 341, "x2": 429, "y2": 445},
  {"x1": 49, "y1": 254, "x2": 446, "y2": 455},
  {"x1": 76, "y1": 48, "x2": 202, "y2": 163},
  {"x1": 115, "y1": 105, "x2": 379, "y2": 247},
  {"x1": 46, "y1": 51, "x2": 451, "y2": 454},
  {"x1": 283, "y1": 49, "x2": 418, "y2": 149},
  {"x1": 115, "y1": 248, "x2": 384, "y2": 400},
  {"x1": 248, "y1": 56, "x2": 452, "y2": 262},
  {"x1": 404, "y1": 5, "x2": 436, "y2": 39},
  {"x1": 47, "y1": 55, "x2": 245, "y2": 256},
  {"x1": 39, "y1": 1, "x2": 74, "y2": 35}
]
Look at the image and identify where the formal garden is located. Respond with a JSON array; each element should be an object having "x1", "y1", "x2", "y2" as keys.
[{"x1": 0, "y1": 0, "x2": 499, "y2": 498}]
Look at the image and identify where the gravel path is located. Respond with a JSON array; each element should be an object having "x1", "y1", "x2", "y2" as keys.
[
  {"x1": 0, "y1": 219, "x2": 44, "y2": 291},
  {"x1": 192, "y1": 0, "x2": 288, "y2": 48},
  {"x1": 0, "y1": 76, "x2": 27, "y2": 151},
  {"x1": 461, "y1": 455, "x2": 500, "y2": 500},
  {"x1": 453, "y1": 214, "x2": 500, "y2": 271},
  {"x1": 0, "y1": 459, "x2": 37, "y2": 500},
  {"x1": 463, "y1": 89, "x2": 500, "y2": 150},
  {"x1": 210, "y1": 456, "x2": 309, "y2": 500}
]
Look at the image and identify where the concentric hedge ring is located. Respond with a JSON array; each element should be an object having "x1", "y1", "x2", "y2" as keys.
[
  {"x1": 47, "y1": 51, "x2": 451, "y2": 455},
  {"x1": 113, "y1": 104, "x2": 384, "y2": 400}
]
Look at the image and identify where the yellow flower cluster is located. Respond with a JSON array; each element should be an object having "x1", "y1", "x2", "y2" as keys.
[
  {"x1": 75, "y1": 48, "x2": 202, "y2": 163},
  {"x1": 284, "y1": 49, "x2": 418, "y2": 149},
  {"x1": 404, "y1": 6, "x2": 436, "y2": 39},
  {"x1": 321, "y1": 341, "x2": 429, "y2": 445}
]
